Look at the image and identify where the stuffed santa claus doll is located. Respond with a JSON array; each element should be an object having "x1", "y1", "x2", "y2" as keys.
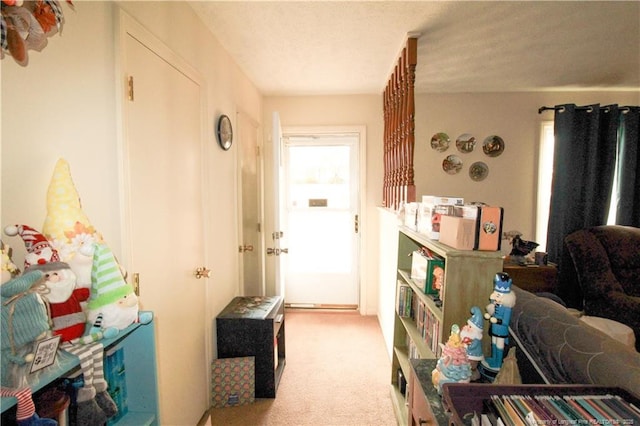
[{"x1": 4, "y1": 224, "x2": 89, "y2": 342}]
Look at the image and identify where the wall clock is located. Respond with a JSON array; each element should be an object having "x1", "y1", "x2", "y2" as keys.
[{"x1": 217, "y1": 114, "x2": 233, "y2": 151}]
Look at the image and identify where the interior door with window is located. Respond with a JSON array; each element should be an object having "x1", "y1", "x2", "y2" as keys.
[{"x1": 283, "y1": 133, "x2": 360, "y2": 308}]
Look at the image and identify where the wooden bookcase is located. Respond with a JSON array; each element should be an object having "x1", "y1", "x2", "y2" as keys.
[
  {"x1": 390, "y1": 227, "x2": 503, "y2": 426},
  {"x1": 1, "y1": 313, "x2": 159, "y2": 425}
]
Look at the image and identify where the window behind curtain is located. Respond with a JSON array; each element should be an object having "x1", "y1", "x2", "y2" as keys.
[
  {"x1": 536, "y1": 122, "x2": 554, "y2": 252},
  {"x1": 536, "y1": 120, "x2": 620, "y2": 252}
]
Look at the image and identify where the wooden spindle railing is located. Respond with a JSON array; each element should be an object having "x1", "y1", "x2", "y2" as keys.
[{"x1": 382, "y1": 38, "x2": 417, "y2": 210}]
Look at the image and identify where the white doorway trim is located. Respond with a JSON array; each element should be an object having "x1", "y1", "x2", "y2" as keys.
[{"x1": 281, "y1": 125, "x2": 368, "y2": 313}]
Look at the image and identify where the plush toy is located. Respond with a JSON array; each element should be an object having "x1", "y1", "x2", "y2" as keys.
[
  {"x1": 481, "y1": 272, "x2": 516, "y2": 373},
  {"x1": 431, "y1": 324, "x2": 472, "y2": 394},
  {"x1": 4, "y1": 224, "x2": 95, "y2": 342},
  {"x1": 4, "y1": 224, "x2": 60, "y2": 272},
  {"x1": 86, "y1": 243, "x2": 152, "y2": 332},
  {"x1": 4, "y1": 229, "x2": 121, "y2": 423},
  {"x1": 42, "y1": 158, "x2": 104, "y2": 290},
  {"x1": 61, "y1": 341, "x2": 118, "y2": 425},
  {"x1": 5, "y1": 224, "x2": 120, "y2": 345},
  {"x1": 460, "y1": 306, "x2": 484, "y2": 381},
  {"x1": 1, "y1": 270, "x2": 51, "y2": 387},
  {"x1": 0, "y1": 387, "x2": 57, "y2": 426},
  {"x1": 0, "y1": 245, "x2": 56, "y2": 425},
  {"x1": 1, "y1": 240, "x2": 20, "y2": 284}
]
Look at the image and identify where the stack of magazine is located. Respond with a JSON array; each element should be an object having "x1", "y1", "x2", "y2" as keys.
[{"x1": 476, "y1": 393, "x2": 640, "y2": 426}]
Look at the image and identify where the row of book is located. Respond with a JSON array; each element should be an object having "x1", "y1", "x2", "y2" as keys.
[
  {"x1": 478, "y1": 393, "x2": 640, "y2": 426},
  {"x1": 407, "y1": 334, "x2": 420, "y2": 359},
  {"x1": 397, "y1": 281, "x2": 414, "y2": 318},
  {"x1": 396, "y1": 281, "x2": 442, "y2": 357},
  {"x1": 415, "y1": 298, "x2": 441, "y2": 356}
]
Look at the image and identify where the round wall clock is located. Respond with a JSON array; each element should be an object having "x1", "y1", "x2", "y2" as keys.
[{"x1": 216, "y1": 114, "x2": 233, "y2": 150}]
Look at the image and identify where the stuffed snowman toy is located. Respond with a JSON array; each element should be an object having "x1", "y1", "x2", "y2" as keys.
[{"x1": 86, "y1": 243, "x2": 152, "y2": 332}]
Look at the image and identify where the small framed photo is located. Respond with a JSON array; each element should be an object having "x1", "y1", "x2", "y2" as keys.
[{"x1": 30, "y1": 335, "x2": 61, "y2": 374}]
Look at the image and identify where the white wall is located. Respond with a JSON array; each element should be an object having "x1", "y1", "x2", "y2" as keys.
[
  {"x1": 415, "y1": 91, "x2": 640, "y2": 241},
  {"x1": 2, "y1": 2, "x2": 120, "y2": 255},
  {"x1": 1, "y1": 0, "x2": 262, "y2": 373}
]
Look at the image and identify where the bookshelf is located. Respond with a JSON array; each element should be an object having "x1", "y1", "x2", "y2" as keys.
[{"x1": 390, "y1": 226, "x2": 504, "y2": 425}]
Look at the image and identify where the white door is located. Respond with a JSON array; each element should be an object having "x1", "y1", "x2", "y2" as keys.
[
  {"x1": 282, "y1": 133, "x2": 361, "y2": 308},
  {"x1": 237, "y1": 111, "x2": 264, "y2": 296},
  {"x1": 121, "y1": 16, "x2": 208, "y2": 425},
  {"x1": 271, "y1": 112, "x2": 287, "y2": 297}
]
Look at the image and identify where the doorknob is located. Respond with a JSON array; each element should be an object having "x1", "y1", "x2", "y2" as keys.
[
  {"x1": 239, "y1": 245, "x2": 254, "y2": 253},
  {"x1": 267, "y1": 248, "x2": 289, "y2": 256},
  {"x1": 194, "y1": 267, "x2": 211, "y2": 279}
]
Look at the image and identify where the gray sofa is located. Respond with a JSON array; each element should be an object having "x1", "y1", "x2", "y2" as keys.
[{"x1": 509, "y1": 285, "x2": 640, "y2": 397}]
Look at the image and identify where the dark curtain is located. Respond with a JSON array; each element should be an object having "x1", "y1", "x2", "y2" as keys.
[
  {"x1": 615, "y1": 107, "x2": 640, "y2": 227},
  {"x1": 547, "y1": 104, "x2": 618, "y2": 308}
]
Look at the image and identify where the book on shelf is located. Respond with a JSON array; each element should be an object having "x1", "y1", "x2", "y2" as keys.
[
  {"x1": 407, "y1": 337, "x2": 420, "y2": 359},
  {"x1": 396, "y1": 281, "x2": 413, "y2": 318},
  {"x1": 480, "y1": 394, "x2": 640, "y2": 426}
]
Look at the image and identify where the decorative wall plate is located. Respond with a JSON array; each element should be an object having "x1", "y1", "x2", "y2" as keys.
[
  {"x1": 443, "y1": 155, "x2": 463, "y2": 175},
  {"x1": 456, "y1": 133, "x2": 476, "y2": 153},
  {"x1": 430, "y1": 132, "x2": 450, "y2": 152},
  {"x1": 469, "y1": 161, "x2": 489, "y2": 181},
  {"x1": 483, "y1": 135, "x2": 505, "y2": 157}
]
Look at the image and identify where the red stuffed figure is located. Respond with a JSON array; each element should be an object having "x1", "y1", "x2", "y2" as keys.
[
  {"x1": 40, "y1": 263, "x2": 88, "y2": 342},
  {"x1": 4, "y1": 224, "x2": 88, "y2": 342}
]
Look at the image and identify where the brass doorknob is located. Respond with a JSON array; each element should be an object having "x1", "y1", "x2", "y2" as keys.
[
  {"x1": 239, "y1": 245, "x2": 254, "y2": 253},
  {"x1": 267, "y1": 248, "x2": 289, "y2": 256},
  {"x1": 194, "y1": 267, "x2": 211, "y2": 279}
]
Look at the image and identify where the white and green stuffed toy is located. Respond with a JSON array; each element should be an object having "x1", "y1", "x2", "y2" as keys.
[{"x1": 86, "y1": 243, "x2": 152, "y2": 334}]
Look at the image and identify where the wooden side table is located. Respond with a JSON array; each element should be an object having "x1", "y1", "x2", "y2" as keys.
[{"x1": 503, "y1": 263, "x2": 557, "y2": 294}]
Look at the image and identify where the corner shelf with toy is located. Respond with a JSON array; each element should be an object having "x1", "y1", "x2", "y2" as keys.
[
  {"x1": 390, "y1": 225, "x2": 503, "y2": 426},
  {"x1": 1, "y1": 159, "x2": 160, "y2": 425}
]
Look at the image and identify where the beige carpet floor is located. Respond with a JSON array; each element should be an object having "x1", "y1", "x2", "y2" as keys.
[{"x1": 207, "y1": 310, "x2": 397, "y2": 426}]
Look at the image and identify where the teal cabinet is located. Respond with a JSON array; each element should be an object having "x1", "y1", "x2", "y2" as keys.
[{"x1": 1, "y1": 313, "x2": 159, "y2": 425}]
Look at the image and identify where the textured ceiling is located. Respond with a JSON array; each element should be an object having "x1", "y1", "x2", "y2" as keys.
[{"x1": 189, "y1": 1, "x2": 640, "y2": 96}]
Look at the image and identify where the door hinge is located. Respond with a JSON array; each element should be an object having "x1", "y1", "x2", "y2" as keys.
[
  {"x1": 256, "y1": 146, "x2": 261, "y2": 157},
  {"x1": 127, "y1": 76, "x2": 134, "y2": 101},
  {"x1": 133, "y1": 272, "x2": 140, "y2": 296}
]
